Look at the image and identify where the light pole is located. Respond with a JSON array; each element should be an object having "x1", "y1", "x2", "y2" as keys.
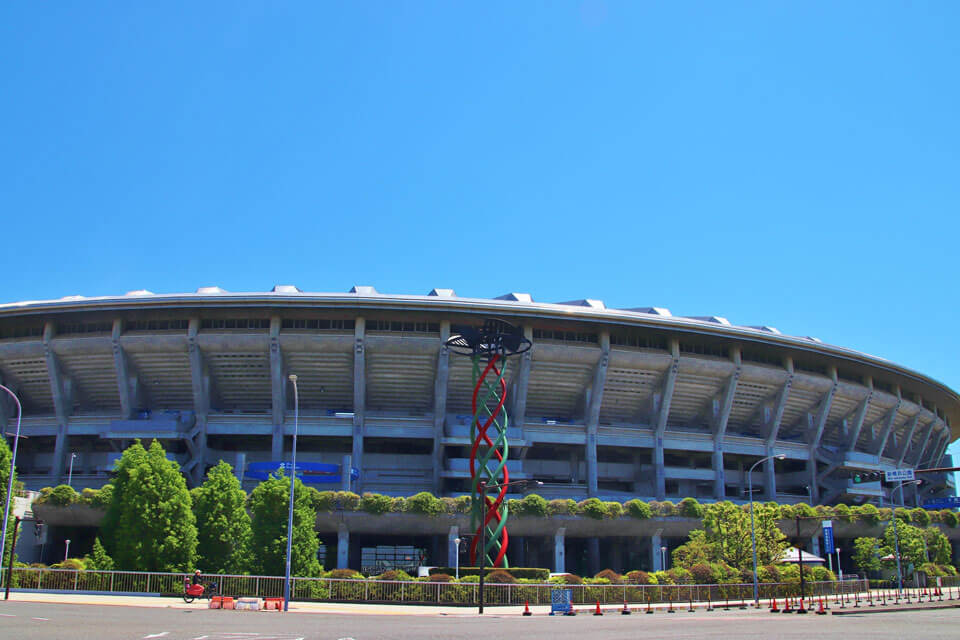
[
  {"x1": 836, "y1": 547, "x2": 842, "y2": 583},
  {"x1": 67, "y1": 453, "x2": 78, "y2": 487},
  {"x1": 749, "y1": 453, "x2": 785, "y2": 605},
  {"x1": 454, "y1": 537, "x2": 461, "y2": 579},
  {"x1": 660, "y1": 546, "x2": 667, "y2": 570},
  {"x1": 283, "y1": 374, "x2": 299, "y2": 612},
  {"x1": 476, "y1": 479, "x2": 541, "y2": 614},
  {"x1": 0, "y1": 383, "x2": 23, "y2": 574},
  {"x1": 64, "y1": 538, "x2": 70, "y2": 562}
]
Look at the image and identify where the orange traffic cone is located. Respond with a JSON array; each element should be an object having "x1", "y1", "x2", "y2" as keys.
[
  {"x1": 816, "y1": 598, "x2": 826, "y2": 615},
  {"x1": 621, "y1": 601, "x2": 631, "y2": 615},
  {"x1": 594, "y1": 601, "x2": 603, "y2": 616},
  {"x1": 523, "y1": 600, "x2": 532, "y2": 616},
  {"x1": 769, "y1": 598, "x2": 779, "y2": 613}
]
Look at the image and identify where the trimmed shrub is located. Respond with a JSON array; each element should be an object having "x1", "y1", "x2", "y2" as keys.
[
  {"x1": 375, "y1": 569, "x2": 414, "y2": 581},
  {"x1": 547, "y1": 499, "x2": 577, "y2": 516},
  {"x1": 759, "y1": 564, "x2": 781, "y2": 583},
  {"x1": 429, "y1": 573, "x2": 455, "y2": 583},
  {"x1": 650, "y1": 501, "x2": 676, "y2": 517},
  {"x1": 312, "y1": 491, "x2": 337, "y2": 512},
  {"x1": 677, "y1": 497, "x2": 703, "y2": 519},
  {"x1": 604, "y1": 501, "x2": 624, "y2": 519},
  {"x1": 911, "y1": 508, "x2": 931, "y2": 527},
  {"x1": 624, "y1": 570, "x2": 656, "y2": 585},
  {"x1": 853, "y1": 503, "x2": 880, "y2": 525},
  {"x1": 893, "y1": 507, "x2": 911, "y2": 523},
  {"x1": 517, "y1": 494, "x2": 549, "y2": 517},
  {"x1": 594, "y1": 569, "x2": 622, "y2": 583},
  {"x1": 940, "y1": 510, "x2": 958, "y2": 528},
  {"x1": 665, "y1": 567, "x2": 693, "y2": 584},
  {"x1": 359, "y1": 493, "x2": 394, "y2": 515},
  {"x1": 807, "y1": 566, "x2": 836, "y2": 582},
  {"x1": 625, "y1": 499, "x2": 652, "y2": 519},
  {"x1": 37, "y1": 484, "x2": 80, "y2": 506},
  {"x1": 404, "y1": 492, "x2": 444, "y2": 516},
  {"x1": 442, "y1": 495, "x2": 471, "y2": 514},
  {"x1": 689, "y1": 563, "x2": 716, "y2": 584},
  {"x1": 390, "y1": 496, "x2": 406, "y2": 512},
  {"x1": 576, "y1": 498, "x2": 608, "y2": 519},
  {"x1": 485, "y1": 569, "x2": 516, "y2": 584},
  {"x1": 430, "y1": 566, "x2": 549, "y2": 580},
  {"x1": 325, "y1": 568, "x2": 363, "y2": 579},
  {"x1": 548, "y1": 573, "x2": 583, "y2": 585}
]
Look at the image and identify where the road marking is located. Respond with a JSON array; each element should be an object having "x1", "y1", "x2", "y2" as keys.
[
  {"x1": 143, "y1": 633, "x2": 169, "y2": 639},
  {"x1": 0, "y1": 613, "x2": 16, "y2": 617},
  {"x1": 31, "y1": 617, "x2": 50, "y2": 621}
]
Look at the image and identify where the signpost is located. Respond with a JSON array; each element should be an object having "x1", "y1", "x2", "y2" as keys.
[
  {"x1": 822, "y1": 520, "x2": 835, "y2": 573},
  {"x1": 884, "y1": 469, "x2": 915, "y2": 482},
  {"x1": 922, "y1": 496, "x2": 960, "y2": 510}
]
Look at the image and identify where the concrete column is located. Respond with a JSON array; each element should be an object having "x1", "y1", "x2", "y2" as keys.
[
  {"x1": 585, "y1": 332, "x2": 609, "y2": 498},
  {"x1": 341, "y1": 455, "x2": 353, "y2": 492},
  {"x1": 111, "y1": 319, "x2": 136, "y2": 419},
  {"x1": 713, "y1": 354, "x2": 740, "y2": 500},
  {"x1": 337, "y1": 523, "x2": 350, "y2": 569},
  {"x1": 553, "y1": 528, "x2": 566, "y2": 574},
  {"x1": 651, "y1": 531, "x2": 663, "y2": 572},
  {"x1": 431, "y1": 322, "x2": 451, "y2": 493},
  {"x1": 447, "y1": 526, "x2": 460, "y2": 568},
  {"x1": 811, "y1": 535, "x2": 821, "y2": 557},
  {"x1": 510, "y1": 326, "x2": 533, "y2": 439},
  {"x1": 569, "y1": 450, "x2": 579, "y2": 483},
  {"x1": 234, "y1": 452, "x2": 246, "y2": 484},
  {"x1": 654, "y1": 340, "x2": 679, "y2": 500},
  {"x1": 587, "y1": 537, "x2": 600, "y2": 576},
  {"x1": 352, "y1": 317, "x2": 366, "y2": 493},
  {"x1": 43, "y1": 322, "x2": 71, "y2": 481},
  {"x1": 513, "y1": 537, "x2": 526, "y2": 567},
  {"x1": 764, "y1": 446, "x2": 777, "y2": 501},
  {"x1": 654, "y1": 439, "x2": 666, "y2": 500},
  {"x1": 269, "y1": 316, "x2": 286, "y2": 460},
  {"x1": 187, "y1": 318, "x2": 210, "y2": 486}
]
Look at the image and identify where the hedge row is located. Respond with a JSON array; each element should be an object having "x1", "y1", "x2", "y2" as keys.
[{"x1": 33, "y1": 484, "x2": 960, "y2": 527}]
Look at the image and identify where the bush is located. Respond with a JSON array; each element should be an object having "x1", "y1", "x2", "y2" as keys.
[
  {"x1": 359, "y1": 493, "x2": 393, "y2": 515},
  {"x1": 650, "y1": 501, "x2": 677, "y2": 517},
  {"x1": 325, "y1": 568, "x2": 363, "y2": 579},
  {"x1": 576, "y1": 498, "x2": 608, "y2": 520},
  {"x1": 485, "y1": 569, "x2": 516, "y2": 584},
  {"x1": 441, "y1": 496, "x2": 471, "y2": 514},
  {"x1": 677, "y1": 497, "x2": 703, "y2": 519},
  {"x1": 893, "y1": 507, "x2": 911, "y2": 523},
  {"x1": 312, "y1": 491, "x2": 337, "y2": 512},
  {"x1": 940, "y1": 510, "x2": 958, "y2": 528},
  {"x1": 689, "y1": 563, "x2": 716, "y2": 584},
  {"x1": 404, "y1": 492, "x2": 444, "y2": 516},
  {"x1": 549, "y1": 573, "x2": 583, "y2": 585},
  {"x1": 624, "y1": 499, "x2": 652, "y2": 519},
  {"x1": 853, "y1": 503, "x2": 880, "y2": 525},
  {"x1": 759, "y1": 564, "x2": 781, "y2": 583},
  {"x1": 792, "y1": 503, "x2": 816, "y2": 518},
  {"x1": 665, "y1": 567, "x2": 693, "y2": 584},
  {"x1": 624, "y1": 570, "x2": 656, "y2": 585},
  {"x1": 432, "y1": 566, "x2": 548, "y2": 580},
  {"x1": 911, "y1": 508, "x2": 931, "y2": 527},
  {"x1": 652, "y1": 570, "x2": 673, "y2": 585},
  {"x1": 807, "y1": 566, "x2": 835, "y2": 582},
  {"x1": 429, "y1": 573, "x2": 455, "y2": 583},
  {"x1": 594, "y1": 569, "x2": 622, "y2": 583},
  {"x1": 604, "y1": 501, "x2": 624, "y2": 518},
  {"x1": 832, "y1": 504, "x2": 850, "y2": 520},
  {"x1": 375, "y1": 569, "x2": 414, "y2": 581},
  {"x1": 547, "y1": 499, "x2": 577, "y2": 516},
  {"x1": 36, "y1": 484, "x2": 80, "y2": 506}
]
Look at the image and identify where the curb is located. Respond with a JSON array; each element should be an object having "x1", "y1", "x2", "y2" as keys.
[{"x1": 831, "y1": 603, "x2": 960, "y2": 616}]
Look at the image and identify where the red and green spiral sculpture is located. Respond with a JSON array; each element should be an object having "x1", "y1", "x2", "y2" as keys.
[{"x1": 445, "y1": 319, "x2": 531, "y2": 570}]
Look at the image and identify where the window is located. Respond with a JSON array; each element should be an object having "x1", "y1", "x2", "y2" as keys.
[
  {"x1": 741, "y1": 349, "x2": 782, "y2": 367},
  {"x1": 0, "y1": 325, "x2": 43, "y2": 339},
  {"x1": 281, "y1": 318, "x2": 356, "y2": 331},
  {"x1": 58, "y1": 321, "x2": 113, "y2": 335},
  {"x1": 125, "y1": 319, "x2": 189, "y2": 332},
  {"x1": 365, "y1": 320, "x2": 439, "y2": 333},
  {"x1": 679, "y1": 342, "x2": 729, "y2": 358},
  {"x1": 200, "y1": 318, "x2": 270, "y2": 330},
  {"x1": 532, "y1": 328, "x2": 598, "y2": 344},
  {"x1": 610, "y1": 333, "x2": 668, "y2": 350},
  {"x1": 794, "y1": 360, "x2": 828, "y2": 376}
]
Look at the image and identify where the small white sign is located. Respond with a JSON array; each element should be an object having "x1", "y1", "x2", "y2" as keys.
[
  {"x1": 821, "y1": 520, "x2": 833, "y2": 530},
  {"x1": 885, "y1": 468, "x2": 915, "y2": 482}
]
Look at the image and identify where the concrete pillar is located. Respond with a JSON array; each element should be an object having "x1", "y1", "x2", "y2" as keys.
[
  {"x1": 651, "y1": 531, "x2": 663, "y2": 572},
  {"x1": 351, "y1": 318, "x2": 366, "y2": 493},
  {"x1": 587, "y1": 537, "x2": 600, "y2": 576},
  {"x1": 553, "y1": 528, "x2": 566, "y2": 574},
  {"x1": 510, "y1": 326, "x2": 533, "y2": 441},
  {"x1": 654, "y1": 439, "x2": 666, "y2": 500},
  {"x1": 584, "y1": 333, "x2": 609, "y2": 498},
  {"x1": 341, "y1": 455, "x2": 353, "y2": 492},
  {"x1": 337, "y1": 523, "x2": 349, "y2": 569},
  {"x1": 234, "y1": 452, "x2": 246, "y2": 484},
  {"x1": 43, "y1": 322, "x2": 71, "y2": 481},
  {"x1": 811, "y1": 535, "x2": 821, "y2": 557},
  {"x1": 569, "y1": 450, "x2": 579, "y2": 483},
  {"x1": 712, "y1": 449, "x2": 725, "y2": 500},
  {"x1": 431, "y1": 322, "x2": 451, "y2": 493},
  {"x1": 764, "y1": 447, "x2": 777, "y2": 501},
  {"x1": 447, "y1": 526, "x2": 460, "y2": 568},
  {"x1": 807, "y1": 458, "x2": 818, "y2": 505},
  {"x1": 513, "y1": 537, "x2": 526, "y2": 567},
  {"x1": 270, "y1": 316, "x2": 286, "y2": 461}
]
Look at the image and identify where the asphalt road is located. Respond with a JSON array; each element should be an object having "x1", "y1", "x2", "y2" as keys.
[{"x1": 1, "y1": 601, "x2": 959, "y2": 640}]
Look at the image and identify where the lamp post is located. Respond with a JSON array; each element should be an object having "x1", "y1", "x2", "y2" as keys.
[
  {"x1": 476, "y1": 479, "x2": 541, "y2": 614},
  {"x1": 283, "y1": 374, "x2": 299, "y2": 612},
  {"x1": 660, "y1": 546, "x2": 667, "y2": 571},
  {"x1": 64, "y1": 538, "x2": 70, "y2": 562},
  {"x1": 749, "y1": 453, "x2": 785, "y2": 605},
  {"x1": 0, "y1": 383, "x2": 23, "y2": 575},
  {"x1": 836, "y1": 547, "x2": 842, "y2": 583},
  {"x1": 67, "y1": 453, "x2": 78, "y2": 487},
  {"x1": 454, "y1": 537, "x2": 461, "y2": 579}
]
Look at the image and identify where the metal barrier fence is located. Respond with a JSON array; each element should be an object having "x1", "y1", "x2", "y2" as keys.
[{"x1": 0, "y1": 567, "x2": 872, "y2": 606}]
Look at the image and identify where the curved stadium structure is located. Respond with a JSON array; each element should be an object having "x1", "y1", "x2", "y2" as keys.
[{"x1": 2, "y1": 285, "x2": 958, "y2": 572}]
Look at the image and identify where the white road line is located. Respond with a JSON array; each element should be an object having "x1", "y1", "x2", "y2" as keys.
[
  {"x1": 0, "y1": 613, "x2": 16, "y2": 617},
  {"x1": 143, "y1": 633, "x2": 169, "y2": 639},
  {"x1": 31, "y1": 617, "x2": 50, "y2": 621},
  {"x1": 192, "y1": 636, "x2": 208, "y2": 640}
]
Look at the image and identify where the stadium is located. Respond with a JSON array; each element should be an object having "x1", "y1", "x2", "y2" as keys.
[{"x1": 2, "y1": 286, "x2": 957, "y2": 573}]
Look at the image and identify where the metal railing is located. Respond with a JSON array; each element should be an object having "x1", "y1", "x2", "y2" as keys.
[{"x1": 0, "y1": 567, "x2": 873, "y2": 606}]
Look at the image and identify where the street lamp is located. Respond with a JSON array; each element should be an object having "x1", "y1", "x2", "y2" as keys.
[
  {"x1": 835, "y1": 547, "x2": 842, "y2": 583},
  {"x1": 454, "y1": 537, "x2": 462, "y2": 579},
  {"x1": 67, "y1": 453, "x2": 78, "y2": 487},
  {"x1": 660, "y1": 545, "x2": 667, "y2": 570},
  {"x1": 749, "y1": 454, "x2": 785, "y2": 605},
  {"x1": 0, "y1": 383, "x2": 23, "y2": 575},
  {"x1": 64, "y1": 538, "x2": 71, "y2": 563},
  {"x1": 476, "y1": 479, "x2": 542, "y2": 614},
  {"x1": 283, "y1": 374, "x2": 300, "y2": 612}
]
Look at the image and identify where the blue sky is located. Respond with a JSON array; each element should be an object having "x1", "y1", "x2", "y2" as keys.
[{"x1": 2, "y1": 3, "x2": 958, "y2": 462}]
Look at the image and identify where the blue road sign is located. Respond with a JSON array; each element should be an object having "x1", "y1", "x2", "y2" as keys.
[
  {"x1": 922, "y1": 496, "x2": 960, "y2": 510},
  {"x1": 822, "y1": 520, "x2": 835, "y2": 554},
  {"x1": 244, "y1": 461, "x2": 360, "y2": 484}
]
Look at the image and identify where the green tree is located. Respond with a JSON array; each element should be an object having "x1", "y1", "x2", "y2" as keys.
[
  {"x1": 0, "y1": 434, "x2": 20, "y2": 568},
  {"x1": 923, "y1": 527, "x2": 951, "y2": 565},
  {"x1": 851, "y1": 537, "x2": 881, "y2": 575},
  {"x1": 248, "y1": 472, "x2": 320, "y2": 576},
  {"x1": 674, "y1": 501, "x2": 786, "y2": 572},
  {"x1": 100, "y1": 440, "x2": 197, "y2": 571},
  {"x1": 192, "y1": 461, "x2": 252, "y2": 574},
  {"x1": 881, "y1": 521, "x2": 927, "y2": 570},
  {"x1": 84, "y1": 537, "x2": 115, "y2": 571}
]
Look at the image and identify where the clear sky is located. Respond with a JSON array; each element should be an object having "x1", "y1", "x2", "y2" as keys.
[{"x1": 2, "y1": 3, "x2": 958, "y2": 462}]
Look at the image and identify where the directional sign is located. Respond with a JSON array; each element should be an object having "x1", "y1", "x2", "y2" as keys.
[
  {"x1": 884, "y1": 468, "x2": 915, "y2": 482},
  {"x1": 922, "y1": 496, "x2": 960, "y2": 510},
  {"x1": 822, "y1": 520, "x2": 835, "y2": 554}
]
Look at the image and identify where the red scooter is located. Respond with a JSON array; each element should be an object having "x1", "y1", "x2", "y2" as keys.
[{"x1": 183, "y1": 577, "x2": 219, "y2": 603}]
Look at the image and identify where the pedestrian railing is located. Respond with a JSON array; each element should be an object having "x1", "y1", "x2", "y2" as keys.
[{"x1": 0, "y1": 567, "x2": 869, "y2": 606}]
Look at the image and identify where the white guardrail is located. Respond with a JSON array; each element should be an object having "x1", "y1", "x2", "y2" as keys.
[{"x1": 0, "y1": 568, "x2": 890, "y2": 606}]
